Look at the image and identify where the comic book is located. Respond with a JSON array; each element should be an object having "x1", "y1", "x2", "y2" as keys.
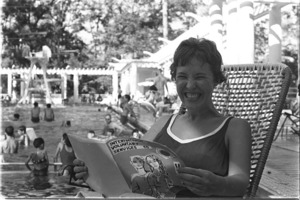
[{"x1": 69, "y1": 134, "x2": 185, "y2": 198}]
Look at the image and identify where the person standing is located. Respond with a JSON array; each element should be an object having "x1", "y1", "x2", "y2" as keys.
[
  {"x1": 25, "y1": 137, "x2": 49, "y2": 176},
  {"x1": 151, "y1": 69, "x2": 169, "y2": 99},
  {"x1": 31, "y1": 102, "x2": 41, "y2": 123},
  {"x1": 44, "y1": 104, "x2": 55, "y2": 122}
]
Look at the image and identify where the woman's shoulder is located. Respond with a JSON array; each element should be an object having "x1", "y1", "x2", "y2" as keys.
[
  {"x1": 142, "y1": 114, "x2": 173, "y2": 141},
  {"x1": 227, "y1": 117, "x2": 250, "y2": 127},
  {"x1": 226, "y1": 117, "x2": 251, "y2": 137}
]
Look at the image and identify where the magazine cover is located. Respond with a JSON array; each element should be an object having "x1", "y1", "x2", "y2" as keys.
[
  {"x1": 69, "y1": 135, "x2": 185, "y2": 198},
  {"x1": 106, "y1": 137, "x2": 185, "y2": 198},
  {"x1": 68, "y1": 134, "x2": 131, "y2": 197}
]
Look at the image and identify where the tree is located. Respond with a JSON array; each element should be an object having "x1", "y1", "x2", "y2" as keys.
[
  {"x1": 2, "y1": 0, "x2": 206, "y2": 69},
  {"x1": 1, "y1": 0, "x2": 85, "y2": 68},
  {"x1": 66, "y1": 0, "x2": 205, "y2": 68}
]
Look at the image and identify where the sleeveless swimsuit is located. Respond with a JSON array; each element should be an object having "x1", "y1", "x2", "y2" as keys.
[
  {"x1": 59, "y1": 144, "x2": 76, "y2": 175},
  {"x1": 153, "y1": 114, "x2": 233, "y2": 197}
]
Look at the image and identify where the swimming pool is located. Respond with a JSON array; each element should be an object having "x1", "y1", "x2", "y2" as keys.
[
  {"x1": 1, "y1": 105, "x2": 138, "y2": 198},
  {"x1": 1, "y1": 106, "x2": 108, "y2": 198},
  {"x1": 1, "y1": 171, "x2": 91, "y2": 198}
]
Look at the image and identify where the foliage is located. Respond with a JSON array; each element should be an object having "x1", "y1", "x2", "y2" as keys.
[
  {"x1": 1, "y1": 0, "x2": 86, "y2": 68},
  {"x1": 67, "y1": 0, "x2": 204, "y2": 68}
]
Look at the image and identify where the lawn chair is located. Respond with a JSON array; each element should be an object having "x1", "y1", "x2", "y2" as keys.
[{"x1": 211, "y1": 63, "x2": 292, "y2": 198}]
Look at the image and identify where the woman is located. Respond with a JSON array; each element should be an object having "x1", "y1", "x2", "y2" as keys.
[
  {"x1": 54, "y1": 133, "x2": 76, "y2": 176},
  {"x1": 73, "y1": 38, "x2": 251, "y2": 197}
]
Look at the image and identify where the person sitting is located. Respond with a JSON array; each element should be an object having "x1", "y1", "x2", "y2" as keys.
[
  {"x1": 44, "y1": 104, "x2": 55, "y2": 122},
  {"x1": 25, "y1": 137, "x2": 49, "y2": 176},
  {"x1": 102, "y1": 113, "x2": 124, "y2": 137},
  {"x1": 73, "y1": 38, "x2": 252, "y2": 198},
  {"x1": 54, "y1": 133, "x2": 76, "y2": 177},
  {"x1": 17, "y1": 125, "x2": 30, "y2": 147},
  {"x1": 98, "y1": 128, "x2": 116, "y2": 142},
  {"x1": 31, "y1": 102, "x2": 41, "y2": 123},
  {"x1": 0, "y1": 126, "x2": 18, "y2": 154}
]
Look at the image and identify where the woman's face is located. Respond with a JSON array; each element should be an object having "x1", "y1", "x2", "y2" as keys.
[
  {"x1": 175, "y1": 57, "x2": 215, "y2": 111},
  {"x1": 147, "y1": 157, "x2": 159, "y2": 169},
  {"x1": 131, "y1": 158, "x2": 144, "y2": 169}
]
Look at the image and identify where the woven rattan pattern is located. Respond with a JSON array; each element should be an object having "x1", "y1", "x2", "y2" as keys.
[{"x1": 212, "y1": 63, "x2": 292, "y2": 198}]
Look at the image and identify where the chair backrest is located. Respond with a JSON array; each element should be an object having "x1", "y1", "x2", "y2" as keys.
[{"x1": 212, "y1": 63, "x2": 292, "y2": 197}]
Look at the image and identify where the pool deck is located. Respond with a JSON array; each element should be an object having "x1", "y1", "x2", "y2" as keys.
[{"x1": 124, "y1": 107, "x2": 299, "y2": 198}]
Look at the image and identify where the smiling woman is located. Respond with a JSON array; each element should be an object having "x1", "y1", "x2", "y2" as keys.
[{"x1": 73, "y1": 38, "x2": 252, "y2": 198}]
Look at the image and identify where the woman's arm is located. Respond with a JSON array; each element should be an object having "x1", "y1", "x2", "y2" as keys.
[
  {"x1": 25, "y1": 154, "x2": 32, "y2": 171},
  {"x1": 221, "y1": 118, "x2": 251, "y2": 196},
  {"x1": 54, "y1": 143, "x2": 62, "y2": 162}
]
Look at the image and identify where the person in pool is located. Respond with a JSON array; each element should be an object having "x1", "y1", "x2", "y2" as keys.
[{"x1": 25, "y1": 137, "x2": 49, "y2": 176}]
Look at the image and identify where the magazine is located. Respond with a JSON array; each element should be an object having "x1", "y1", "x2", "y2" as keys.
[{"x1": 69, "y1": 134, "x2": 185, "y2": 198}]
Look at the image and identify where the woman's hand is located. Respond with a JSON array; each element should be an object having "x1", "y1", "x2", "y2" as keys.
[
  {"x1": 73, "y1": 159, "x2": 89, "y2": 184},
  {"x1": 177, "y1": 167, "x2": 225, "y2": 197}
]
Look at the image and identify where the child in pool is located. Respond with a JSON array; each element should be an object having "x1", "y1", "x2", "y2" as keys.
[
  {"x1": 25, "y1": 137, "x2": 49, "y2": 176},
  {"x1": 98, "y1": 128, "x2": 116, "y2": 142},
  {"x1": 87, "y1": 130, "x2": 98, "y2": 140},
  {"x1": 17, "y1": 125, "x2": 30, "y2": 147}
]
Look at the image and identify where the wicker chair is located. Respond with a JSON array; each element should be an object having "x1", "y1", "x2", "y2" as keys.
[{"x1": 212, "y1": 63, "x2": 292, "y2": 198}]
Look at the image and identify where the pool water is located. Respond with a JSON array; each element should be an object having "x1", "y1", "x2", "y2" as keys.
[
  {"x1": 1, "y1": 105, "x2": 127, "y2": 198},
  {"x1": 1, "y1": 172, "x2": 91, "y2": 198}
]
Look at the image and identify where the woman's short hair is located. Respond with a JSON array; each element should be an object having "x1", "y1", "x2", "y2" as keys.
[{"x1": 170, "y1": 37, "x2": 226, "y2": 85}]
